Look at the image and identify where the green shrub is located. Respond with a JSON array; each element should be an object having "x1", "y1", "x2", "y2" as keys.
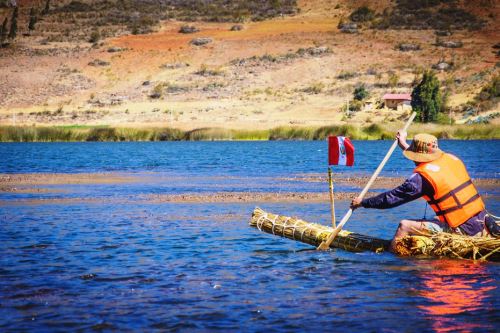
[
  {"x1": 59, "y1": 1, "x2": 92, "y2": 12},
  {"x1": 435, "y1": 112, "x2": 455, "y2": 125},
  {"x1": 0, "y1": 18, "x2": 8, "y2": 46},
  {"x1": 476, "y1": 75, "x2": 499, "y2": 101},
  {"x1": 88, "y1": 29, "x2": 100, "y2": 43},
  {"x1": 374, "y1": 0, "x2": 485, "y2": 30},
  {"x1": 349, "y1": 6, "x2": 374, "y2": 22},
  {"x1": 353, "y1": 84, "x2": 369, "y2": 101},
  {"x1": 349, "y1": 100, "x2": 363, "y2": 112},
  {"x1": 301, "y1": 82, "x2": 325, "y2": 94},
  {"x1": 364, "y1": 124, "x2": 384, "y2": 137},
  {"x1": 28, "y1": 8, "x2": 38, "y2": 32},
  {"x1": 195, "y1": 64, "x2": 224, "y2": 76},
  {"x1": 150, "y1": 83, "x2": 164, "y2": 98},
  {"x1": 8, "y1": 6, "x2": 17, "y2": 40},
  {"x1": 337, "y1": 71, "x2": 357, "y2": 80}
]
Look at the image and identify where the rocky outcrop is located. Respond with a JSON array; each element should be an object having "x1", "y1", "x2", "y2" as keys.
[
  {"x1": 230, "y1": 25, "x2": 243, "y2": 31},
  {"x1": 179, "y1": 25, "x2": 199, "y2": 34},
  {"x1": 398, "y1": 43, "x2": 421, "y2": 52},
  {"x1": 339, "y1": 23, "x2": 358, "y2": 33},
  {"x1": 437, "y1": 40, "x2": 463, "y2": 48},
  {"x1": 432, "y1": 61, "x2": 452, "y2": 71},
  {"x1": 88, "y1": 59, "x2": 110, "y2": 66},
  {"x1": 190, "y1": 37, "x2": 212, "y2": 46}
]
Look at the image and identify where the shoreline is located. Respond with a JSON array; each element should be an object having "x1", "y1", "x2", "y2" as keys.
[
  {"x1": 2, "y1": 190, "x2": 498, "y2": 206},
  {"x1": 1, "y1": 123, "x2": 499, "y2": 142},
  {"x1": 2, "y1": 172, "x2": 498, "y2": 187}
]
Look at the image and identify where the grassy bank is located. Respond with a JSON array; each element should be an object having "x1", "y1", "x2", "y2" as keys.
[{"x1": 0, "y1": 124, "x2": 498, "y2": 142}]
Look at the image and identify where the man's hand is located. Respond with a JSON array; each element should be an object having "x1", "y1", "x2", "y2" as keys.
[
  {"x1": 396, "y1": 129, "x2": 409, "y2": 151},
  {"x1": 350, "y1": 197, "x2": 362, "y2": 210}
]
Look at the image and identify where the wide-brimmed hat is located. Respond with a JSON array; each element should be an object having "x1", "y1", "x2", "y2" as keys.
[{"x1": 403, "y1": 133, "x2": 443, "y2": 162}]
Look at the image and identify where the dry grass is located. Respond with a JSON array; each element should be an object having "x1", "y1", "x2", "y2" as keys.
[{"x1": 394, "y1": 231, "x2": 500, "y2": 261}]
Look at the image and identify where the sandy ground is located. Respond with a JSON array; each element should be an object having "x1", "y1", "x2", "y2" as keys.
[
  {"x1": 146, "y1": 191, "x2": 358, "y2": 203},
  {"x1": 0, "y1": 172, "x2": 140, "y2": 185},
  {"x1": 1, "y1": 172, "x2": 498, "y2": 203}
]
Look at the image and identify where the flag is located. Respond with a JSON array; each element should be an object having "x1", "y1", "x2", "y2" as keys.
[{"x1": 328, "y1": 136, "x2": 354, "y2": 166}]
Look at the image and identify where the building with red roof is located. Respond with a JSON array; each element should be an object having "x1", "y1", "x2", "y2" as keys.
[{"x1": 383, "y1": 93, "x2": 412, "y2": 109}]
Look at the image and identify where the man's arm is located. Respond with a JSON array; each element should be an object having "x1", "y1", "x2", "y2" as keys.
[
  {"x1": 350, "y1": 128, "x2": 412, "y2": 210},
  {"x1": 351, "y1": 173, "x2": 428, "y2": 210},
  {"x1": 396, "y1": 130, "x2": 410, "y2": 151}
]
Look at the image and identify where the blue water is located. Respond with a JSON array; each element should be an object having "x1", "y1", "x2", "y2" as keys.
[
  {"x1": 1, "y1": 140, "x2": 498, "y2": 177},
  {"x1": 1, "y1": 141, "x2": 499, "y2": 332}
]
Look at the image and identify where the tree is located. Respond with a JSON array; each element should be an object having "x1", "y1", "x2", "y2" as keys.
[
  {"x1": 349, "y1": 6, "x2": 374, "y2": 22},
  {"x1": 411, "y1": 70, "x2": 443, "y2": 123},
  {"x1": 0, "y1": 18, "x2": 5, "y2": 46},
  {"x1": 42, "y1": 0, "x2": 50, "y2": 15},
  {"x1": 28, "y1": 7, "x2": 37, "y2": 33},
  {"x1": 353, "y1": 84, "x2": 369, "y2": 101},
  {"x1": 8, "y1": 6, "x2": 17, "y2": 40},
  {"x1": 88, "y1": 29, "x2": 100, "y2": 43}
]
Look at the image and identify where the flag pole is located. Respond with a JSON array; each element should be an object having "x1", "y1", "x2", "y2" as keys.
[{"x1": 328, "y1": 167, "x2": 336, "y2": 228}]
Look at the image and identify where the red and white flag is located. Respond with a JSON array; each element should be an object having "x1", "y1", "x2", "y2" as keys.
[{"x1": 328, "y1": 136, "x2": 354, "y2": 166}]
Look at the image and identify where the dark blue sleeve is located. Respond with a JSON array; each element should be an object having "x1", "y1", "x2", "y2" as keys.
[{"x1": 361, "y1": 173, "x2": 429, "y2": 209}]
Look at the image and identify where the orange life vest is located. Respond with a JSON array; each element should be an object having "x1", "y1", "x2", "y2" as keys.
[{"x1": 414, "y1": 153, "x2": 485, "y2": 228}]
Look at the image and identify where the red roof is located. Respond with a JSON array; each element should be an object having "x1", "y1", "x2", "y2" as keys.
[{"x1": 382, "y1": 93, "x2": 411, "y2": 101}]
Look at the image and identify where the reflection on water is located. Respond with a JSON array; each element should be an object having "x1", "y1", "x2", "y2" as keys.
[{"x1": 416, "y1": 260, "x2": 497, "y2": 332}]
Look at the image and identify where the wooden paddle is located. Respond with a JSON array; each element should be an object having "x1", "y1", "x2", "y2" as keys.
[{"x1": 317, "y1": 112, "x2": 417, "y2": 250}]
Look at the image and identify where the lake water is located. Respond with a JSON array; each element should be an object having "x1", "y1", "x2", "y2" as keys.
[{"x1": 1, "y1": 141, "x2": 499, "y2": 332}]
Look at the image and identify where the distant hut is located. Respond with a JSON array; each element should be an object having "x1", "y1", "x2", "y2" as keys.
[{"x1": 382, "y1": 93, "x2": 411, "y2": 110}]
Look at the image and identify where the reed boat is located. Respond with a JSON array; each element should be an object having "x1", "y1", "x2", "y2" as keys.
[{"x1": 250, "y1": 208, "x2": 500, "y2": 262}]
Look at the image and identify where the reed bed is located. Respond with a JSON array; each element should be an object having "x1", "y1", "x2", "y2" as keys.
[
  {"x1": 393, "y1": 231, "x2": 500, "y2": 261},
  {"x1": 390, "y1": 123, "x2": 500, "y2": 140},
  {"x1": 249, "y1": 208, "x2": 390, "y2": 253},
  {"x1": 1, "y1": 123, "x2": 498, "y2": 142}
]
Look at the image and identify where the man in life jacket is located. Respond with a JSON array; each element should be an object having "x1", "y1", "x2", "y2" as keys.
[{"x1": 350, "y1": 132, "x2": 498, "y2": 252}]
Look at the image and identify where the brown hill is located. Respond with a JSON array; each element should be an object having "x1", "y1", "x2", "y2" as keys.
[{"x1": 0, "y1": 0, "x2": 498, "y2": 129}]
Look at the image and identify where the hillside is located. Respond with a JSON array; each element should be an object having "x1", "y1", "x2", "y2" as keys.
[{"x1": 0, "y1": 0, "x2": 498, "y2": 130}]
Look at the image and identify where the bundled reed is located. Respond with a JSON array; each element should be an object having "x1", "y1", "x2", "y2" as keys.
[
  {"x1": 393, "y1": 232, "x2": 500, "y2": 261},
  {"x1": 250, "y1": 208, "x2": 500, "y2": 262},
  {"x1": 250, "y1": 208, "x2": 390, "y2": 253}
]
